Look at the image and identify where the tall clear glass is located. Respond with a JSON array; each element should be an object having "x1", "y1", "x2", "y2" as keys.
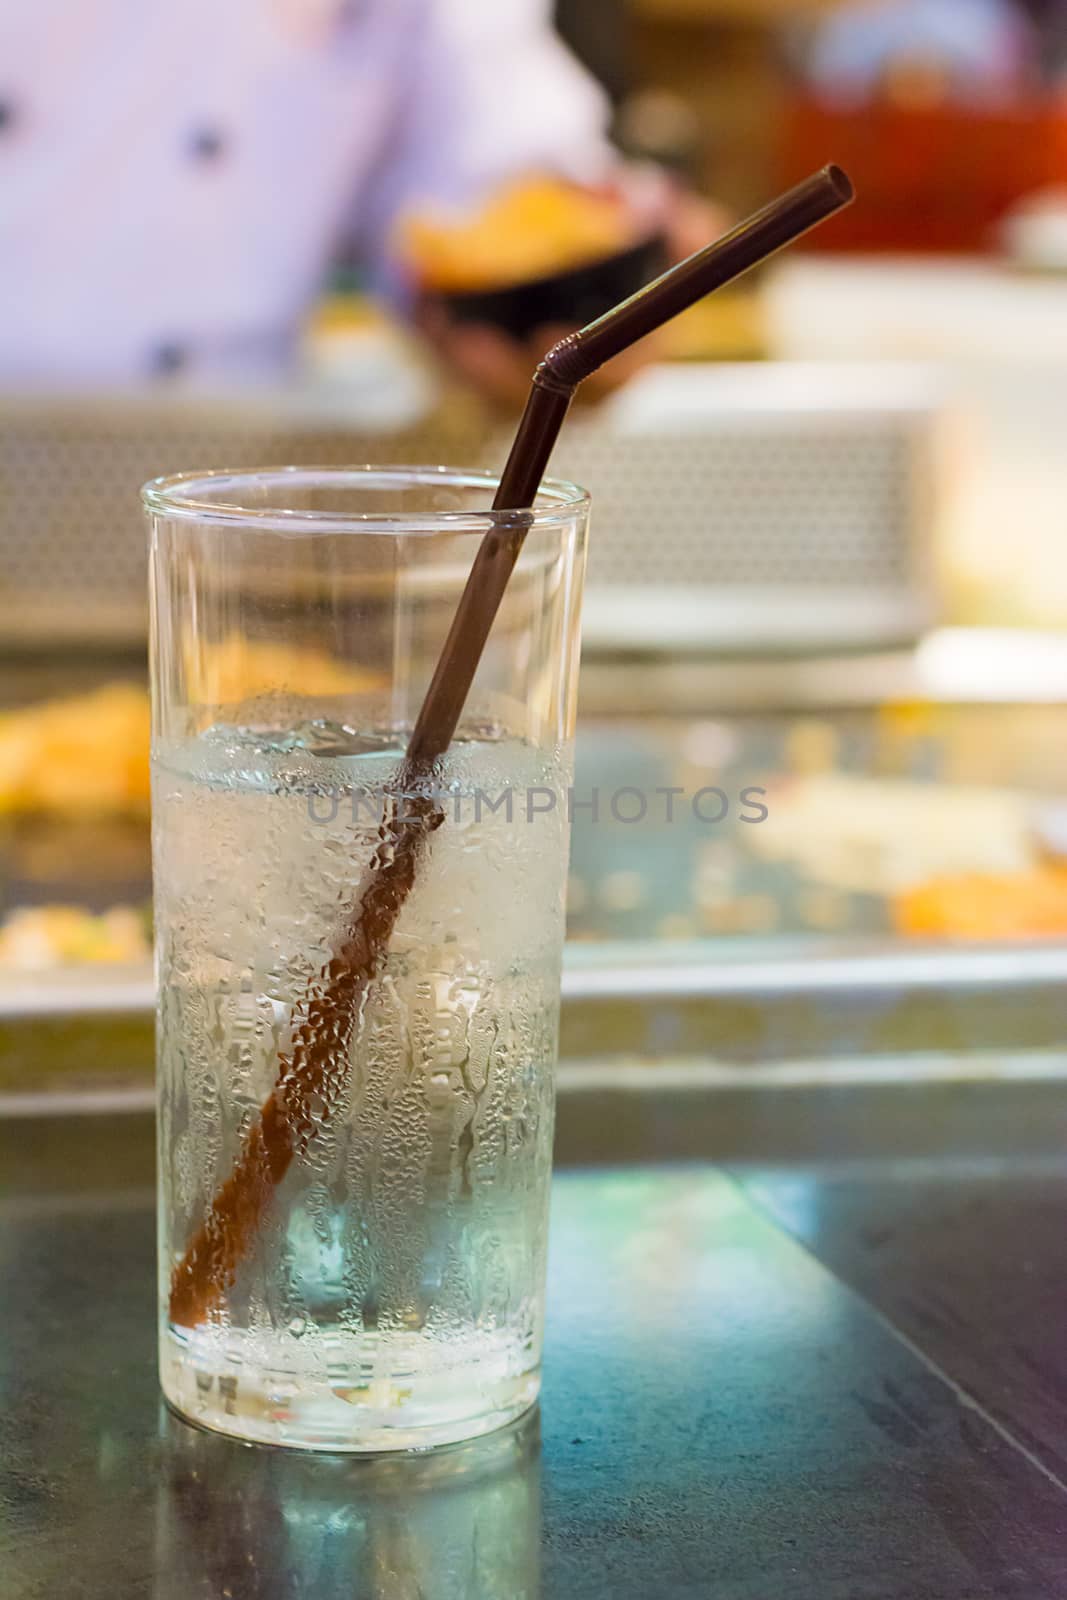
[{"x1": 145, "y1": 467, "x2": 588, "y2": 1451}]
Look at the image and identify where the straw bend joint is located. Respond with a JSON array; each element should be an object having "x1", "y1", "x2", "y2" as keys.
[{"x1": 536, "y1": 332, "x2": 586, "y2": 393}]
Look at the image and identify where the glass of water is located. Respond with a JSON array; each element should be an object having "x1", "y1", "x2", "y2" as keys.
[{"x1": 145, "y1": 466, "x2": 588, "y2": 1451}]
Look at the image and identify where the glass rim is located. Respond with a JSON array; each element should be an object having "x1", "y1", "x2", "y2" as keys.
[{"x1": 141, "y1": 464, "x2": 590, "y2": 534}]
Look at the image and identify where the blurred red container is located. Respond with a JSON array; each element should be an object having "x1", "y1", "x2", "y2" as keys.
[{"x1": 780, "y1": 96, "x2": 1067, "y2": 253}]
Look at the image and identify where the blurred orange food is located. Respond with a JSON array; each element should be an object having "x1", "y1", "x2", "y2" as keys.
[
  {"x1": 183, "y1": 634, "x2": 384, "y2": 705},
  {"x1": 894, "y1": 867, "x2": 1067, "y2": 941},
  {"x1": 398, "y1": 176, "x2": 633, "y2": 293},
  {"x1": 0, "y1": 684, "x2": 150, "y2": 817},
  {"x1": 0, "y1": 904, "x2": 149, "y2": 969},
  {"x1": 0, "y1": 643, "x2": 383, "y2": 819}
]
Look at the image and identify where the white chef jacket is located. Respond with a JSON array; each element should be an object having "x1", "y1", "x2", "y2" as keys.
[{"x1": 0, "y1": 0, "x2": 612, "y2": 383}]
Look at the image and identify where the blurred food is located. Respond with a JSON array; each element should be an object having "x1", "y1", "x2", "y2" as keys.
[
  {"x1": 432, "y1": 232, "x2": 669, "y2": 346},
  {"x1": 300, "y1": 287, "x2": 434, "y2": 426},
  {"x1": 5, "y1": 697, "x2": 1067, "y2": 965},
  {"x1": 0, "y1": 684, "x2": 150, "y2": 817},
  {"x1": 399, "y1": 176, "x2": 636, "y2": 294},
  {"x1": 746, "y1": 774, "x2": 1032, "y2": 895},
  {"x1": 795, "y1": 886, "x2": 851, "y2": 934},
  {"x1": 0, "y1": 903, "x2": 150, "y2": 970},
  {"x1": 400, "y1": 176, "x2": 668, "y2": 346},
  {"x1": 0, "y1": 646, "x2": 382, "y2": 822},
  {"x1": 656, "y1": 289, "x2": 766, "y2": 364},
  {"x1": 183, "y1": 635, "x2": 384, "y2": 705},
  {"x1": 597, "y1": 869, "x2": 647, "y2": 913},
  {"x1": 562, "y1": 708, "x2": 1067, "y2": 946},
  {"x1": 893, "y1": 866, "x2": 1067, "y2": 939},
  {"x1": 784, "y1": 719, "x2": 841, "y2": 778}
]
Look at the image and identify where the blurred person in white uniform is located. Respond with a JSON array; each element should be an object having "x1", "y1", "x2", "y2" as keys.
[{"x1": 0, "y1": 0, "x2": 707, "y2": 398}]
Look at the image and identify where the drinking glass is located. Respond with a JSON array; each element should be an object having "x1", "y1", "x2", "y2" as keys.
[{"x1": 145, "y1": 466, "x2": 588, "y2": 1450}]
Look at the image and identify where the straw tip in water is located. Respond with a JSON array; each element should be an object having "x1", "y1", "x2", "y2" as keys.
[{"x1": 824, "y1": 164, "x2": 855, "y2": 205}]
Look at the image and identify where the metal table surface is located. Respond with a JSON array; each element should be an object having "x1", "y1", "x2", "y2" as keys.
[{"x1": 3, "y1": 1112, "x2": 1067, "y2": 1599}]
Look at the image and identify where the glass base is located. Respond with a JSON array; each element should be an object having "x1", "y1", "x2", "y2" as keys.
[{"x1": 160, "y1": 1326, "x2": 541, "y2": 1452}]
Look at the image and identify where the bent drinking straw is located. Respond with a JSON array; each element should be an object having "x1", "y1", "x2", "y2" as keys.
[{"x1": 168, "y1": 164, "x2": 855, "y2": 1325}]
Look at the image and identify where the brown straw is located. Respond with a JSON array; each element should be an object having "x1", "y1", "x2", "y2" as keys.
[{"x1": 168, "y1": 165, "x2": 854, "y2": 1326}]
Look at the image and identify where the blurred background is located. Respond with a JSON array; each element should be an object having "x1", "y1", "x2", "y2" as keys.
[{"x1": 6, "y1": 0, "x2": 1067, "y2": 1101}]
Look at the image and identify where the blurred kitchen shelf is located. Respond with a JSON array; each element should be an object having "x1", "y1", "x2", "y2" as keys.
[
  {"x1": 4, "y1": 937, "x2": 1067, "y2": 1114},
  {"x1": 7, "y1": 630, "x2": 1067, "y2": 717},
  {"x1": 0, "y1": 386, "x2": 489, "y2": 649},
  {"x1": 6, "y1": 630, "x2": 1067, "y2": 717},
  {"x1": 579, "y1": 628, "x2": 1067, "y2": 713},
  {"x1": 1, "y1": 361, "x2": 939, "y2": 655},
  {"x1": 552, "y1": 361, "x2": 941, "y2": 657},
  {"x1": 6, "y1": 646, "x2": 1067, "y2": 1112}
]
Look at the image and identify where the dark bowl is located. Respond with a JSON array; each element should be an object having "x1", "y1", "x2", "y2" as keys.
[{"x1": 435, "y1": 232, "x2": 670, "y2": 343}]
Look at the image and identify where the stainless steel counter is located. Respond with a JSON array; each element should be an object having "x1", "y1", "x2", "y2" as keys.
[{"x1": 4, "y1": 1108, "x2": 1067, "y2": 1597}]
